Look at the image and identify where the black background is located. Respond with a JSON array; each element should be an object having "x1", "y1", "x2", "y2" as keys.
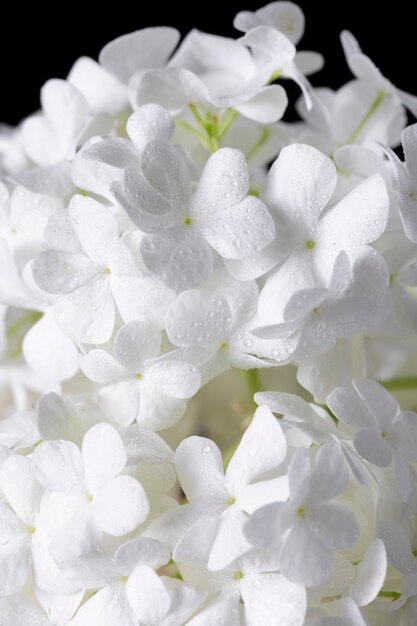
[{"x1": 0, "y1": 1, "x2": 414, "y2": 125}]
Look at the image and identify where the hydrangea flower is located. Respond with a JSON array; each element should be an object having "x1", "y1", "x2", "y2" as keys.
[{"x1": 1, "y1": 4, "x2": 417, "y2": 623}]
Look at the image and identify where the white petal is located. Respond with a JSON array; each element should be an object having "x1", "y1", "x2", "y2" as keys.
[
  {"x1": 244, "y1": 502, "x2": 294, "y2": 547},
  {"x1": 395, "y1": 411, "x2": 417, "y2": 461},
  {"x1": 82, "y1": 423, "x2": 126, "y2": 492},
  {"x1": 0, "y1": 455, "x2": 43, "y2": 525},
  {"x1": 138, "y1": 386, "x2": 187, "y2": 430},
  {"x1": 141, "y1": 226, "x2": 213, "y2": 290},
  {"x1": 233, "y1": 85, "x2": 288, "y2": 123},
  {"x1": 49, "y1": 512, "x2": 104, "y2": 570},
  {"x1": 37, "y1": 393, "x2": 80, "y2": 443},
  {"x1": 126, "y1": 565, "x2": 171, "y2": 624},
  {"x1": 353, "y1": 428, "x2": 392, "y2": 467},
  {"x1": 242, "y1": 573, "x2": 306, "y2": 626},
  {"x1": 0, "y1": 535, "x2": 30, "y2": 596},
  {"x1": 263, "y1": 143, "x2": 336, "y2": 232},
  {"x1": 257, "y1": 251, "x2": 317, "y2": 323},
  {"x1": 145, "y1": 360, "x2": 201, "y2": 399},
  {"x1": 32, "y1": 250, "x2": 99, "y2": 294},
  {"x1": 70, "y1": 583, "x2": 137, "y2": 626},
  {"x1": 11, "y1": 162, "x2": 75, "y2": 197},
  {"x1": 175, "y1": 436, "x2": 224, "y2": 502},
  {"x1": 116, "y1": 537, "x2": 170, "y2": 574},
  {"x1": 31, "y1": 530, "x2": 80, "y2": 595},
  {"x1": 126, "y1": 565, "x2": 170, "y2": 622},
  {"x1": 317, "y1": 174, "x2": 389, "y2": 257},
  {"x1": 111, "y1": 275, "x2": 175, "y2": 329},
  {"x1": 69, "y1": 56, "x2": 128, "y2": 114},
  {"x1": 165, "y1": 289, "x2": 231, "y2": 348},
  {"x1": 0, "y1": 595, "x2": 46, "y2": 626},
  {"x1": 378, "y1": 519, "x2": 416, "y2": 574},
  {"x1": 208, "y1": 507, "x2": 253, "y2": 570},
  {"x1": 69, "y1": 195, "x2": 118, "y2": 266},
  {"x1": 99, "y1": 27, "x2": 180, "y2": 83},
  {"x1": 80, "y1": 349, "x2": 126, "y2": 385},
  {"x1": 191, "y1": 148, "x2": 248, "y2": 216},
  {"x1": 114, "y1": 320, "x2": 161, "y2": 372},
  {"x1": 353, "y1": 379, "x2": 398, "y2": 427},
  {"x1": 348, "y1": 539, "x2": 387, "y2": 606},
  {"x1": 98, "y1": 380, "x2": 141, "y2": 427},
  {"x1": 283, "y1": 288, "x2": 328, "y2": 321},
  {"x1": 55, "y1": 276, "x2": 115, "y2": 344},
  {"x1": 198, "y1": 196, "x2": 275, "y2": 259},
  {"x1": 296, "y1": 51, "x2": 324, "y2": 74},
  {"x1": 187, "y1": 594, "x2": 241, "y2": 626},
  {"x1": 326, "y1": 387, "x2": 375, "y2": 428},
  {"x1": 288, "y1": 447, "x2": 311, "y2": 496},
  {"x1": 82, "y1": 136, "x2": 138, "y2": 169},
  {"x1": 308, "y1": 501, "x2": 359, "y2": 549},
  {"x1": 71, "y1": 141, "x2": 123, "y2": 200},
  {"x1": 127, "y1": 104, "x2": 175, "y2": 153},
  {"x1": 132, "y1": 140, "x2": 190, "y2": 212},
  {"x1": 162, "y1": 579, "x2": 206, "y2": 626},
  {"x1": 112, "y1": 179, "x2": 175, "y2": 231},
  {"x1": 239, "y1": 476, "x2": 290, "y2": 514},
  {"x1": 173, "y1": 514, "x2": 218, "y2": 563},
  {"x1": 22, "y1": 115, "x2": 59, "y2": 166},
  {"x1": 41, "y1": 79, "x2": 88, "y2": 147},
  {"x1": 279, "y1": 523, "x2": 333, "y2": 587},
  {"x1": 308, "y1": 444, "x2": 348, "y2": 503},
  {"x1": 33, "y1": 440, "x2": 84, "y2": 492},
  {"x1": 92, "y1": 475, "x2": 149, "y2": 536},
  {"x1": 133, "y1": 67, "x2": 210, "y2": 113},
  {"x1": 240, "y1": 25, "x2": 295, "y2": 69},
  {"x1": 255, "y1": 390, "x2": 324, "y2": 422},
  {"x1": 226, "y1": 406, "x2": 286, "y2": 489},
  {"x1": 23, "y1": 310, "x2": 79, "y2": 383}
]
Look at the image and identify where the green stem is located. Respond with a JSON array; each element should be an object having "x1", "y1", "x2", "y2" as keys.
[
  {"x1": 345, "y1": 90, "x2": 386, "y2": 144},
  {"x1": 378, "y1": 591, "x2": 401, "y2": 600},
  {"x1": 218, "y1": 109, "x2": 239, "y2": 138},
  {"x1": 188, "y1": 103, "x2": 208, "y2": 135},
  {"x1": 380, "y1": 377, "x2": 417, "y2": 391},
  {"x1": 246, "y1": 128, "x2": 271, "y2": 163},
  {"x1": 175, "y1": 118, "x2": 208, "y2": 145},
  {"x1": 239, "y1": 368, "x2": 262, "y2": 412},
  {"x1": 6, "y1": 311, "x2": 42, "y2": 339},
  {"x1": 317, "y1": 403, "x2": 339, "y2": 425}
]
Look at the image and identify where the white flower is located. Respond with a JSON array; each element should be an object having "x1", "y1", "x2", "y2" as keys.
[
  {"x1": 80, "y1": 320, "x2": 201, "y2": 429},
  {"x1": 22, "y1": 80, "x2": 113, "y2": 167},
  {"x1": 227, "y1": 143, "x2": 388, "y2": 290},
  {"x1": 148, "y1": 406, "x2": 287, "y2": 570},
  {"x1": 113, "y1": 146, "x2": 275, "y2": 290},
  {"x1": 234, "y1": 1, "x2": 306, "y2": 44},
  {"x1": 245, "y1": 444, "x2": 359, "y2": 587},
  {"x1": 384, "y1": 123, "x2": 417, "y2": 242},
  {"x1": 164, "y1": 274, "x2": 274, "y2": 383},
  {"x1": 341, "y1": 30, "x2": 417, "y2": 117},
  {"x1": 69, "y1": 27, "x2": 180, "y2": 115},
  {"x1": 133, "y1": 29, "x2": 290, "y2": 125},
  {"x1": 0, "y1": 590, "x2": 83, "y2": 626},
  {"x1": 69, "y1": 537, "x2": 204, "y2": 626},
  {"x1": 327, "y1": 379, "x2": 417, "y2": 501},
  {"x1": 32, "y1": 423, "x2": 149, "y2": 564},
  {"x1": 32, "y1": 195, "x2": 174, "y2": 343},
  {"x1": 253, "y1": 249, "x2": 388, "y2": 362},
  {"x1": 0, "y1": 454, "x2": 77, "y2": 596},
  {"x1": 175, "y1": 516, "x2": 306, "y2": 626}
]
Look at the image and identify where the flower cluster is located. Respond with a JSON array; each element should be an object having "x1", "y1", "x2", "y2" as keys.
[{"x1": 1, "y1": 3, "x2": 417, "y2": 624}]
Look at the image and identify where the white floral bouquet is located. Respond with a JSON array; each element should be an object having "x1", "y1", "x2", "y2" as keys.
[{"x1": 1, "y1": 3, "x2": 417, "y2": 624}]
